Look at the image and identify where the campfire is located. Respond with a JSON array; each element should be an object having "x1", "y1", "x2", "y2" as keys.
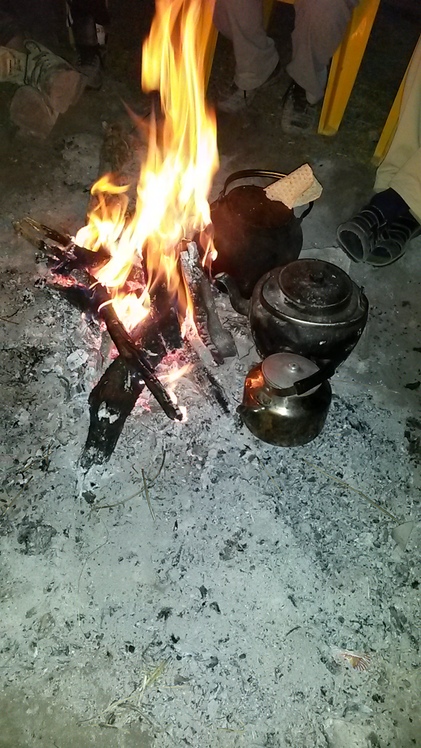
[{"x1": 15, "y1": 0, "x2": 237, "y2": 467}]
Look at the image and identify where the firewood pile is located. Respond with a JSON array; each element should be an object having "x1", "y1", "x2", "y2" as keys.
[{"x1": 14, "y1": 124, "x2": 236, "y2": 468}]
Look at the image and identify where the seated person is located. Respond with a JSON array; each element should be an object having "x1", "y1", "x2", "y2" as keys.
[
  {"x1": 0, "y1": 2, "x2": 86, "y2": 138},
  {"x1": 337, "y1": 34, "x2": 421, "y2": 266},
  {"x1": 214, "y1": 0, "x2": 359, "y2": 133}
]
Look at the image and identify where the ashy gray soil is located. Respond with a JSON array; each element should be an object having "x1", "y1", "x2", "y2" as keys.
[{"x1": 1, "y1": 2, "x2": 420, "y2": 747}]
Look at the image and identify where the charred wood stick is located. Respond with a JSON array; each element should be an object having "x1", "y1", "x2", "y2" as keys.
[
  {"x1": 183, "y1": 332, "x2": 230, "y2": 414},
  {"x1": 14, "y1": 216, "x2": 147, "y2": 290},
  {"x1": 82, "y1": 280, "x2": 184, "y2": 467},
  {"x1": 85, "y1": 280, "x2": 182, "y2": 421},
  {"x1": 188, "y1": 348, "x2": 230, "y2": 414},
  {"x1": 46, "y1": 278, "x2": 176, "y2": 466},
  {"x1": 82, "y1": 293, "x2": 179, "y2": 468},
  {"x1": 180, "y1": 242, "x2": 236, "y2": 362},
  {"x1": 52, "y1": 272, "x2": 181, "y2": 421},
  {"x1": 14, "y1": 217, "x2": 110, "y2": 271},
  {"x1": 81, "y1": 357, "x2": 145, "y2": 468},
  {"x1": 15, "y1": 218, "x2": 181, "y2": 421}
]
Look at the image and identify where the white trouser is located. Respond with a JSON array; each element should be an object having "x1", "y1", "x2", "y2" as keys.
[
  {"x1": 287, "y1": 0, "x2": 358, "y2": 104},
  {"x1": 374, "y1": 35, "x2": 421, "y2": 223},
  {"x1": 213, "y1": 0, "x2": 279, "y2": 90},
  {"x1": 214, "y1": 0, "x2": 358, "y2": 99}
]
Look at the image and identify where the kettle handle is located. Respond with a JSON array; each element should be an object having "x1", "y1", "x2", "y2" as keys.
[
  {"x1": 271, "y1": 359, "x2": 337, "y2": 397},
  {"x1": 218, "y1": 169, "x2": 314, "y2": 222}
]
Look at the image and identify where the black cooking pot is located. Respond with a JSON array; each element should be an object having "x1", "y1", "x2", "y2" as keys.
[
  {"x1": 209, "y1": 169, "x2": 313, "y2": 299},
  {"x1": 250, "y1": 258, "x2": 369, "y2": 368}
]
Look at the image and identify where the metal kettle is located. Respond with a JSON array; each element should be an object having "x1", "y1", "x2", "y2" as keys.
[
  {"x1": 238, "y1": 352, "x2": 332, "y2": 447},
  {"x1": 209, "y1": 169, "x2": 313, "y2": 298},
  {"x1": 249, "y1": 258, "x2": 369, "y2": 367}
]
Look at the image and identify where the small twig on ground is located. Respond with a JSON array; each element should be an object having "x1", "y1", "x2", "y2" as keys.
[
  {"x1": 93, "y1": 451, "x2": 165, "y2": 515},
  {"x1": 301, "y1": 457, "x2": 399, "y2": 521},
  {"x1": 0, "y1": 475, "x2": 34, "y2": 517},
  {"x1": 77, "y1": 524, "x2": 110, "y2": 594},
  {"x1": 80, "y1": 661, "x2": 168, "y2": 729},
  {"x1": 91, "y1": 488, "x2": 143, "y2": 512},
  {"x1": 147, "y1": 449, "x2": 166, "y2": 486},
  {"x1": 1, "y1": 443, "x2": 55, "y2": 477},
  {"x1": 0, "y1": 307, "x2": 21, "y2": 324},
  {"x1": 142, "y1": 468, "x2": 156, "y2": 521}
]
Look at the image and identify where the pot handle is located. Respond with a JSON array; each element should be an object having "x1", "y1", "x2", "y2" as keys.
[
  {"x1": 219, "y1": 169, "x2": 287, "y2": 197},
  {"x1": 218, "y1": 169, "x2": 314, "y2": 222},
  {"x1": 295, "y1": 202, "x2": 313, "y2": 224}
]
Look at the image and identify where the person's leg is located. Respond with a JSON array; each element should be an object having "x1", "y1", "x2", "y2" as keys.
[
  {"x1": 68, "y1": 0, "x2": 109, "y2": 88},
  {"x1": 374, "y1": 35, "x2": 421, "y2": 222},
  {"x1": 1, "y1": 13, "x2": 85, "y2": 137},
  {"x1": 215, "y1": 0, "x2": 278, "y2": 90},
  {"x1": 214, "y1": 0, "x2": 280, "y2": 112},
  {"x1": 287, "y1": 0, "x2": 358, "y2": 104},
  {"x1": 281, "y1": 0, "x2": 357, "y2": 133}
]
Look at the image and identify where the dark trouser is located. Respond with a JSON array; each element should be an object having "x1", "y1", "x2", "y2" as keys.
[{"x1": 67, "y1": 0, "x2": 109, "y2": 48}]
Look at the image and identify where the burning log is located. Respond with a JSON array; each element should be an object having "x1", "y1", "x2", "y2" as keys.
[
  {"x1": 15, "y1": 217, "x2": 233, "y2": 464},
  {"x1": 87, "y1": 283, "x2": 182, "y2": 422},
  {"x1": 14, "y1": 217, "x2": 182, "y2": 423},
  {"x1": 14, "y1": 216, "x2": 111, "y2": 271}
]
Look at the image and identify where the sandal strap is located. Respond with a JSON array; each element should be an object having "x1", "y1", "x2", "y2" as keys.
[
  {"x1": 337, "y1": 204, "x2": 387, "y2": 262},
  {"x1": 369, "y1": 214, "x2": 421, "y2": 265},
  {"x1": 379, "y1": 214, "x2": 420, "y2": 244}
]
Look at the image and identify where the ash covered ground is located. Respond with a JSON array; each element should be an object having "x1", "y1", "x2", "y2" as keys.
[{"x1": 0, "y1": 2, "x2": 420, "y2": 747}]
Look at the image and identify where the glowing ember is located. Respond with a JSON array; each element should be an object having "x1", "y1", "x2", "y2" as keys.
[{"x1": 75, "y1": 0, "x2": 218, "y2": 334}]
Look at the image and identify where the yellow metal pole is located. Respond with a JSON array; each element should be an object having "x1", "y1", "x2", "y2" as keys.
[{"x1": 318, "y1": 0, "x2": 381, "y2": 136}]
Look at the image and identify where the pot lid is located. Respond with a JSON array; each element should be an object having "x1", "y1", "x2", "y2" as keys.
[
  {"x1": 276, "y1": 259, "x2": 353, "y2": 312},
  {"x1": 262, "y1": 352, "x2": 320, "y2": 393}
]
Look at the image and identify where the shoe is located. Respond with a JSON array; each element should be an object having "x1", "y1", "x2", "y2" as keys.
[
  {"x1": 76, "y1": 46, "x2": 104, "y2": 90},
  {"x1": 281, "y1": 80, "x2": 317, "y2": 134},
  {"x1": 365, "y1": 214, "x2": 420, "y2": 266},
  {"x1": 217, "y1": 59, "x2": 282, "y2": 114},
  {"x1": 337, "y1": 205, "x2": 387, "y2": 262},
  {"x1": 9, "y1": 85, "x2": 58, "y2": 139}
]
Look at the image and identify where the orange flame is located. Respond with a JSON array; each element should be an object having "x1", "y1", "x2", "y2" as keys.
[{"x1": 75, "y1": 0, "x2": 218, "y2": 333}]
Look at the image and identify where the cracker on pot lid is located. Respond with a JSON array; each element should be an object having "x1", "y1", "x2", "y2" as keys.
[{"x1": 265, "y1": 163, "x2": 323, "y2": 209}]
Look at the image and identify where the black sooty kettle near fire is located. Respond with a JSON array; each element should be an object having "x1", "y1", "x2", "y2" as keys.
[
  {"x1": 210, "y1": 169, "x2": 313, "y2": 299},
  {"x1": 209, "y1": 169, "x2": 369, "y2": 447},
  {"x1": 238, "y1": 259, "x2": 368, "y2": 447}
]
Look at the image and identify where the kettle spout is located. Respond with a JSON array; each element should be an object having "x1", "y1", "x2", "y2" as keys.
[{"x1": 214, "y1": 273, "x2": 251, "y2": 316}]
